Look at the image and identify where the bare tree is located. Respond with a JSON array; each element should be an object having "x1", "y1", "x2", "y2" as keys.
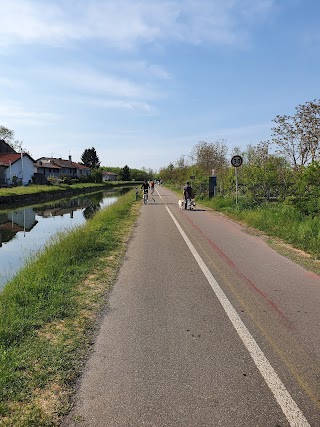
[
  {"x1": 272, "y1": 100, "x2": 320, "y2": 168},
  {"x1": 175, "y1": 155, "x2": 187, "y2": 169},
  {"x1": 295, "y1": 99, "x2": 320, "y2": 163},
  {"x1": 0, "y1": 126, "x2": 14, "y2": 142},
  {"x1": 245, "y1": 141, "x2": 270, "y2": 167},
  {"x1": 192, "y1": 139, "x2": 228, "y2": 175},
  {"x1": 0, "y1": 126, "x2": 27, "y2": 153}
]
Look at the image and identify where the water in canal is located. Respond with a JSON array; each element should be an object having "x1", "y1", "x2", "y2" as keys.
[{"x1": 0, "y1": 189, "x2": 125, "y2": 290}]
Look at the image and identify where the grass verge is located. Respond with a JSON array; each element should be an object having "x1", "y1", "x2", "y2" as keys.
[
  {"x1": 0, "y1": 189, "x2": 140, "y2": 426},
  {"x1": 0, "y1": 182, "x2": 139, "y2": 198},
  {"x1": 0, "y1": 183, "x2": 108, "y2": 197}
]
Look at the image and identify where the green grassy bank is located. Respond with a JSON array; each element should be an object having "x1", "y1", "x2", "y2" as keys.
[
  {"x1": 0, "y1": 183, "x2": 104, "y2": 197},
  {"x1": 0, "y1": 182, "x2": 139, "y2": 198},
  {"x1": 0, "y1": 182, "x2": 140, "y2": 210},
  {"x1": 0, "y1": 189, "x2": 140, "y2": 426}
]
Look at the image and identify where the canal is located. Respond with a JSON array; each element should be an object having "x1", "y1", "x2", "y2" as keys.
[{"x1": 0, "y1": 189, "x2": 126, "y2": 290}]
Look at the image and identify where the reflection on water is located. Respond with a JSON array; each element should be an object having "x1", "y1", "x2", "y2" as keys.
[{"x1": 0, "y1": 189, "x2": 124, "y2": 290}]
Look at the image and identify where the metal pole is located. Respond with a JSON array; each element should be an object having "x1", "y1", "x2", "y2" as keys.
[
  {"x1": 21, "y1": 152, "x2": 24, "y2": 183},
  {"x1": 235, "y1": 167, "x2": 238, "y2": 205}
]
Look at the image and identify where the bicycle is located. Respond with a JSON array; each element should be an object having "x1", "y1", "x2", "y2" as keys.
[{"x1": 143, "y1": 190, "x2": 148, "y2": 204}]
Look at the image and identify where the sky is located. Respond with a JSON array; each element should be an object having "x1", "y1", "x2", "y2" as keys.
[{"x1": 1, "y1": 0, "x2": 320, "y2": 172}]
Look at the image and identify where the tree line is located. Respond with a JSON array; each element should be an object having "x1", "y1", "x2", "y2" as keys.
[
  {"x1": 80, "y1": 149, "x2": 155, "y2": 182},
  {"x1": 0, "y1": 129, "x2": 154, "y2": 184},
  {"x1": 158, "y1": 99, "x2": 320, "y2": 217}
]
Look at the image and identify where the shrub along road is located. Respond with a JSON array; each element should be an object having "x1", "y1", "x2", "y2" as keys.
[{"x1": 62, "y1": 186, "x2": 320, "y2": 427}]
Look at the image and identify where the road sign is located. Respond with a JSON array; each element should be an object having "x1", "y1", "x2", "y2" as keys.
[{"x1": 231, "y1": 155, "x2": 243, "y2": 167}]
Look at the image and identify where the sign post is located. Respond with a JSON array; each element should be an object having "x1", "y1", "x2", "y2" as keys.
[{"x1": 231, "y1": 155, "x2": 243, "y2": 205}]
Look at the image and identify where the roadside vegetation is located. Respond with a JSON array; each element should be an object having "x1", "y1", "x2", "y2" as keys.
[
  {"x1": 0, "y1": 189, "x2": 140, "y2": 426},
  {"x1": 160, "y1": 100, "x2": 320, "y2": 262}
]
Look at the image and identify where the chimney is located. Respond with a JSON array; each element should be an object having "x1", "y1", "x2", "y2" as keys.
[{"x1": 69, "y1": 155, "x2": 72, "y2": 162}]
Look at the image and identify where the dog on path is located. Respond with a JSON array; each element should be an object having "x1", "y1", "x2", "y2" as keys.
[{"x1": 189, "y1": 200, "x2": 196, "y2": 210}]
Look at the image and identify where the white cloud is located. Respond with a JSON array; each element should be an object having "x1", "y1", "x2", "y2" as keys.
[
  {"x1": 38, "y1": 65, "x2": 165, "y2": 107},
  {"x1": 0, "y1": 0, "x2": 275, "y2": 49},
  {"x1": 120, "y1": 61, "x2": 171, "y2": 80},
  {"x1": 0, "y1": 102, "x2": 59, "y2": 126},
  {"x1": 0, "y1": 1, "x2": 68, "y2": 46},
  {"x1": 80, "y1": 97, "x2": 155, "y2": 112},
  {"x1": 0, "y1": 77, "x2": 16, "y2": 88},
  {"x1": 197, "y1": 122, "x2": 273, "y2": 151}
]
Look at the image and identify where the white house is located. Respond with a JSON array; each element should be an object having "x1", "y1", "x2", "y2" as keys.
[
  {"x1": 35, "y1": 156, "x2": 91, "y2": 180},
  {"x1": 102, "y1": 171, "x2": 118, "y2": 182},
  {"x1": 0, "y1": 152, "x2": 35, "y2": 186}
]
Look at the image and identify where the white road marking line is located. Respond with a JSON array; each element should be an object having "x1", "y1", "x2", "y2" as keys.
[
  {"x1": 166, "y1": 206, "x2": 310, "y2": 427},
  {"x1": 155, "y1": 188, "x2": 162, "y2": 199}
]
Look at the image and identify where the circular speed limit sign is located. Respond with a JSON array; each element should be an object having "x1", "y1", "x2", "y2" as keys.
[{"x1": 231, "y1": 155, "x2": 243, "y2": 167}]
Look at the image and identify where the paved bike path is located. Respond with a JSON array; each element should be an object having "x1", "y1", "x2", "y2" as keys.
[{"x1": 62, "y1": 186, "x2": 320, "y2": 427}]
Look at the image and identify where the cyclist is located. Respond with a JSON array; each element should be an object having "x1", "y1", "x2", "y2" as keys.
[
  {"x1": 150, "y1": 180, "x2": 155, "y2": 195},
  {"x1": 141, "y1": 180, "x2": 149, "y2": 202},
  {"x1": 183, "y1": 181, "x2": 192, "y2": 210}
]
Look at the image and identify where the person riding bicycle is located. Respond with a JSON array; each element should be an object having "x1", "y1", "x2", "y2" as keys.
[
  {"x1": 183, "y1": 181, "x2": 192, "y2": 210},
  {"x1": 141, "y1": 180, "x2": 150, "y2": 203},
  {"x1": 141, "y1": 180, "x2": 149, "y2": 195},
  {"x1": 150, "y1": 180, "x2": 155, "y2": 195}
]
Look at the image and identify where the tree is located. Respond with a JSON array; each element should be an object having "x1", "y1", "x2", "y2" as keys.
[
  {"x1": 175, "y1": 155, "x2": 188, "y2": 169},
  {"x1": 119, "y1": 165, "x2": 130, "y2": 181},
  {"x1": 192, "y1": 139, "x2": 228, "y2": 175},
  {"x1": 81, "y1": 147, "x2": 101, "y2": 169},
  {"x1": 0, "y1": 125, "x2": 27, "y2": 153},
  {"x1": 272, "y1": 99, "x2": 320, "y2": 168},
  {"x1": 130, "y1": 168, "x2": 149, "y2": 181},
  {"x1": 245, "y1": 141, "x2": 270, "y2": 167},
  {"x1": 295, "y1": 99, "x2": 320, "y2": 163},
  {"x1": 290, "y1": 161, "x2": 320, "y2": 216},
  {"x1": 0, "y1": 126, "x2": 14, "y2": 142},
  {"x1": 240, "y1": 142, "x2": 291, "y2": 202},
  {"x1": 90, "y1": 168, "x2": 102, "y2": 183}
]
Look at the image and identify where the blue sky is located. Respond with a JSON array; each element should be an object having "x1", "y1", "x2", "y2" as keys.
[{"x1": 1, "y1": 0, "x2": 319, "y2": 171}]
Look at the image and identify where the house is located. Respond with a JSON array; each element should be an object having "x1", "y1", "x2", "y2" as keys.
[
  {"x1": 0, "y1": 139, "x2": 16, "y2": 154},
  {"x1": 102, "y1": 171, "x2": 118, "y2": 182},
  {"x1": 35, "y1": 156, "x2": 91, "y2": 180},
  {"x1": 0, "y1": 140, "x2": 35, "y2": 186}
]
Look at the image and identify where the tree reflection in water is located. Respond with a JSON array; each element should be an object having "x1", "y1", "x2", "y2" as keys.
[{"x1": 0, "y1": 187, "x2": 132, "y2": 289}]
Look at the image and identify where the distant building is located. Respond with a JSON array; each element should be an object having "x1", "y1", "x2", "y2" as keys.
[
  {"x1": 35, "y1": 156, "x2": 91, "y2": 181},
  {"x1": 102, "y1": 171, "x2": 118, "y2": 182},
  {"x1": 0, "y1": 139, "x2": 16, "y2": 154},
  {"x1": 0, "y1": 141, "x2": 35, "y2": 186}
]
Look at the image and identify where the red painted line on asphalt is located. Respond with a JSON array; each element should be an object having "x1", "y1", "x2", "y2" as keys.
[{"x1": 183, "y1": 213, "x2": 294, "y2": 330}]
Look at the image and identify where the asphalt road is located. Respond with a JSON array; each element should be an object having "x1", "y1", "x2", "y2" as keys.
[{"x1": 62, "y1": 186, "x2": 320, "y2": 427}]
